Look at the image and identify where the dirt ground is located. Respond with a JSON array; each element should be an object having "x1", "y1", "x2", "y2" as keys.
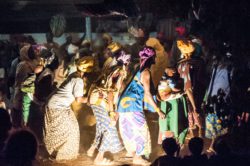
[{"x1": 37, "y1": 103, "x2": 212, "y2": 166}]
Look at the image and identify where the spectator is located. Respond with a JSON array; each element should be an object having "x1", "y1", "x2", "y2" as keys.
[
  {"x1": 151, "y1": 138, "x2": 180, "y2": 166},
  {"x1": 4, "y1": 129, "x2": 38, "y2": 166},
  {"x1": 208, "y1": 136, "x2": 237, "y2": 166},
  {"x1": 181, "y1": 137, "x2": 208, "y2": 166},
  {"x1": 0, "y1": 108, "x2": 12, "y2": 152}
]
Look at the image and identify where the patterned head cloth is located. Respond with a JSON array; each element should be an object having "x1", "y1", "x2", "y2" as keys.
[
  {"x1": 139, "y1": 46, "x2": 156, "y2": 69},
  {"x1": 117, "y1": 51, "x2": 131, "y2": 65},
  {"x1": 32, "y1": 44, "x2": 47, "y2": 53},
  {"x1": 76, "y1": 56, "x2": 94, "y2": 73},
  {"x1": 177, "y1": 40, "x2": 195, "y2": 56},
  {"x1": 107, "y1": 42, "x2": 122, "y2": 54}
]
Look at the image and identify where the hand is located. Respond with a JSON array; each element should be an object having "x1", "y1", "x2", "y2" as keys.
[
  {"x1": 109, "y1": 111, "x2": 118, "y2": 126},
  {"x1": 82, "y1": 97, "x2": 88, "y2": 103},
  {"x1": 158, "y1": 110, "x2": 166, "y2": 119}
]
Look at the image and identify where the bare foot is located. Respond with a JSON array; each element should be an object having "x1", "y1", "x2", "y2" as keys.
[
  {"x1": 133, "y1": 156, "x2": 150, "y2": 165},
  {"x1": 87, "y1": 146, "x2": 96, "y2": 157},
  {"x1": 125, "y1": 151, "x2": 135, "y2": 158}
]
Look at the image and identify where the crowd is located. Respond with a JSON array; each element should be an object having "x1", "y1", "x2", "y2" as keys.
[{"x1": 0, "y1": 22, "x2": 249, "y2": 166}]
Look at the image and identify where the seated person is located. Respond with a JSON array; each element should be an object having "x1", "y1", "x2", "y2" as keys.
[
  {"x1": 181, "y1": 137, "x2": 207, "y2": 166},
  {"x1": 151, "y1": 138, "x2": 180, "y2": 166}
]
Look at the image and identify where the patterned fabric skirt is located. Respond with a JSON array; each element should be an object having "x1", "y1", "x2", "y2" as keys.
[
  {"x1": 205, "y1": 113, "x2": 228, "y2": 139},
  {"x1": 43, "y1": 106, "x2": 80, "y2": 160},
  {"x1": 91, "y1": 105, "x2": 123, "y2": 153},
  {"x1": 119, "y1": 111, "x2": 151, "y2": 156},
  {"x1": 159, "y1": 96, "x2": 188, "y2": 144}
]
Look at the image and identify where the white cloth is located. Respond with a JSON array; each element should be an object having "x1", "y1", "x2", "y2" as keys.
[
  {"x1": 207, "y1": 66, "x2": 231, "y2": 98},
  {"x1": 48, "y1": 74, "x2": 84, "y2": 109}
]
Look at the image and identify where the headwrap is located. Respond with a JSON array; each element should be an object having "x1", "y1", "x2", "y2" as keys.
[
  {"x1": 76, "y1": 56, "x2": 94, "y2": 73},
  {"x1": 32, "y1": 44, "x2": 47, "y2": 53},
  {"x1": 107, "y1": 42, "x2": 122, "y2": 53},
  {"x1": 117, "y1": 51, "x2": 131, "y2": 65},
  {"x1": 139, "y1": 47, "x2": 156, "y2": 69},
  {"x1": 102, "y1": 33, "x2": 113, "y2": 44},
  {"x1": 20, "y1": 44, "x2": 32, "y2": 61},
  {"x1": 175, "y1": 26, "x2": 186, "y2": 37},
  {"x1": 177, "y1": 40, "x2": 195, "y2": 55}
]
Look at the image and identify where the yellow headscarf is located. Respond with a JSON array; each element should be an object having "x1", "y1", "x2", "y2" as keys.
[
  {"x1": 177, "y1": 40, "x2": 195, "y2": 55},
  {"x1": 76, "y1": 56, "x2": 94, "y2": 73},
  {"x1": 107, "y1": 42, "x2": 121, "y2": 53}
]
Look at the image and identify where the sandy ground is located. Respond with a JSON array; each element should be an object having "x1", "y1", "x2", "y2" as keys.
[{"x1": 37, "y1": 103, "x2": 212, "y2": 166}]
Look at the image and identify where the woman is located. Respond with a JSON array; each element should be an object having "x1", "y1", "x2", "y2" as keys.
[
  {"x1": 117, "y1": 46, "x2": 165, "y2": 165},
  {"x1": 87, "y1": 50, "x2": 131, "y2": 165},
  {"x1": 176, "y1": 40, "x2": 202, "y2": 137},
  {"x1": 204, "y1": 55, "x2": 232, "y2": 152},
  {"x1": 43, "y1": 56, "x2": 94, "y2": 160},
  {"x1": 13, "y1": 44, "x2": 40, "y2": 127},
  {"x1": 157, "y1": 66, "x2": 188, "y2": 146}
]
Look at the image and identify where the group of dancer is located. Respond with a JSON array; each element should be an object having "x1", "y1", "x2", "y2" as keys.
[
  {"x1": 1, "y1": 26, "x2": 237, "y2": 165},
  {"x1": 43, "y1": 35, "x2": 204, "y2": 165}
]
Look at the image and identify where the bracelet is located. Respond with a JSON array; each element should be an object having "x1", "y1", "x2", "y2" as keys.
[{"x1": 155, "y1": 107, "x2": 161, "y2": 113}]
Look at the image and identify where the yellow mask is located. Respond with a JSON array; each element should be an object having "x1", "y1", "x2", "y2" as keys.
[{"x1": 177, "y1": 40, "x2": 195, "y2": 56}]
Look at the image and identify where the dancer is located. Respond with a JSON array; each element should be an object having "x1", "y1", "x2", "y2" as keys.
[
  {"x1": 43, "y1": 56, "x2": 94, "y2": 160},
  {"x1": 87, "y1": 50, "x2": 131, "y2": 165},
  {"x1": 117, "y1": 46, "x2": 165, "y2": 165},
  {"x1": 157, "y1": 65, "x2": 188, "y2": 146},
  {"x1": 176, "y1": 40, "x2": 202, "y2": 138},
  {"x1": 204, "y1": 55, "x2": 232, "y2": 153}
]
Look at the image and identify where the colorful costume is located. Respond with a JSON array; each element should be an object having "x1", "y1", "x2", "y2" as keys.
[
  {"x1": 158, "y1": 73, "x2": 188, "y2": 144},
  {"x1": 205, "y1": 65, "x2": 231, "y2": 139},
  {"x1": 44, "y1": 57, "x2": 94, "y2": 160},
  {"x1": 88, "y1": 66, "x2": 126, "y2": 154},
  {"x1": 44, "y1": 73, "x2": 83, "y2": 160},
  {"x1": 117, "y1": 69, "x2": 155, "y2": 156}
]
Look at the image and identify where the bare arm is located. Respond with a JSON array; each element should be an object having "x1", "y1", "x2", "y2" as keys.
[
  {"x1": 75, "y1": 96, "x2": 88, "y2": 103},
  {"x1": 141, "y1": 69, "x2": 165, "y2": 119}
]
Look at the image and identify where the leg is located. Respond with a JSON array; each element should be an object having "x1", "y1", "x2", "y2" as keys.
[{"x1": 22, "y1": 94, "x2": 32, "y2": 126}]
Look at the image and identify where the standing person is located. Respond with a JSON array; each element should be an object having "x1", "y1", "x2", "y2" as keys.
[
  {"x1": 43, "y1": 56, "x2": 94, "y2": 160},
  {"x1": 117, "y1": 46, "x2": 165, "y2": 165},
  {"x1": 204, "y1": 55, "x2": 233, "y2": 153},
  {"x1": 157, "y1": 65, "x2": 188, "y2": 146},
  {"x1": 87, "y1": 50, "x2": 131, "y2": 165},
  {"x1": 12, "y1": 44, "x2": 40, "y2": 128},
  {"x1": 176, "y1": 39, "x2": 202, "y2": 138},
  {"x1": 20, "y1": 64, "x2": 43, "y2": 127}
]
